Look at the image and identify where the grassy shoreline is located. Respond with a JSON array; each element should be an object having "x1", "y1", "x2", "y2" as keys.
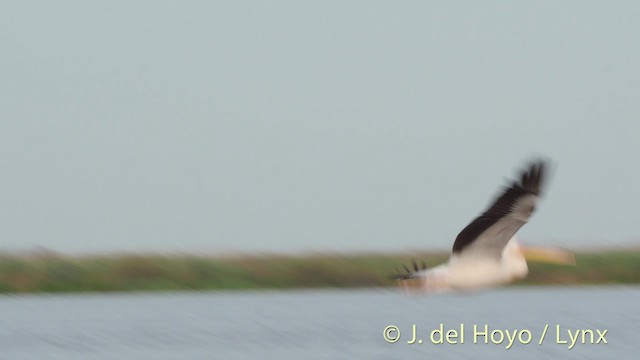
[{"x1": 1, "y1": 249, "x2": 639, "y2": 294}]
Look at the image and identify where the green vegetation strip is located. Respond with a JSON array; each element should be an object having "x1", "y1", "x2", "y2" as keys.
[{"x1": 0, "y1": 250, "x2": 639, "y2": 294}]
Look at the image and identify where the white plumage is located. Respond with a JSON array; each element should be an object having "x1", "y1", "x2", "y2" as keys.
[{"x1": 397, "y1": 160, "x2": 574, "y2": 293}]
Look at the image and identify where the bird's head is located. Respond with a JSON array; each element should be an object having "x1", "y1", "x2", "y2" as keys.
[{"x1": 520, "y1": 245, "x2": 576, "y2": 265}]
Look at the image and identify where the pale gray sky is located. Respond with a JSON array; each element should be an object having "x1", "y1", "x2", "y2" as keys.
[{"x1": 2, "y1": 1, "x2": 639, "y2": 254}]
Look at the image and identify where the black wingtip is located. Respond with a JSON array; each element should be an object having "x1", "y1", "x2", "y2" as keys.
[
  {"x1": 391, "y1": 259, "x2": 428, "y2": 281},
  {"x1": 451, "y1": 158, "x2": 553, "y2": 254},
  {"x1": 519, "y1": 159, "x2": 549, "y2": 195}
]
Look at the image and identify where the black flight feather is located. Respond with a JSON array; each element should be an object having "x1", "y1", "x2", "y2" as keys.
[{"x1": 451, "y1": 160, "x2": 547, "y2": 254}]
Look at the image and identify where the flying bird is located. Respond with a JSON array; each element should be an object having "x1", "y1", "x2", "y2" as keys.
[{"x1": 395, "y1": 160, "x2": 575, "y2": 293}]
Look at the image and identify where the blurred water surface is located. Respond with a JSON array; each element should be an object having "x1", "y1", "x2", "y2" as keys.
[{"x1": 0, "y1": 286, "x2": 637, "y2": 359}]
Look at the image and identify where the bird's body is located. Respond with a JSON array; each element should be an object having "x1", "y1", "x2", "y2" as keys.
[
  {"x1": 397, "y1": 160, "x2": 574, "y2": 293},
  {"x1": 408, "y1": 238, "x2": 529, "y2": 293}
]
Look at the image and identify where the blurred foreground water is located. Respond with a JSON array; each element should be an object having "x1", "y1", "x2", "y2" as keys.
[{"x1": 0, "y1": 286, "x2": 637, "y2": 359}]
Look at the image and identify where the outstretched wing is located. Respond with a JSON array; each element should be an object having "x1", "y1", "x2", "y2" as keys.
[{"x1": 451, "y1": 160, "x2": 548, "y2": 258}]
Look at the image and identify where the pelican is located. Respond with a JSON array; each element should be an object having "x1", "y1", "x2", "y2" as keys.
[{"x1": 396, "y1": 160, "x2": 575, "y2": 293}]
